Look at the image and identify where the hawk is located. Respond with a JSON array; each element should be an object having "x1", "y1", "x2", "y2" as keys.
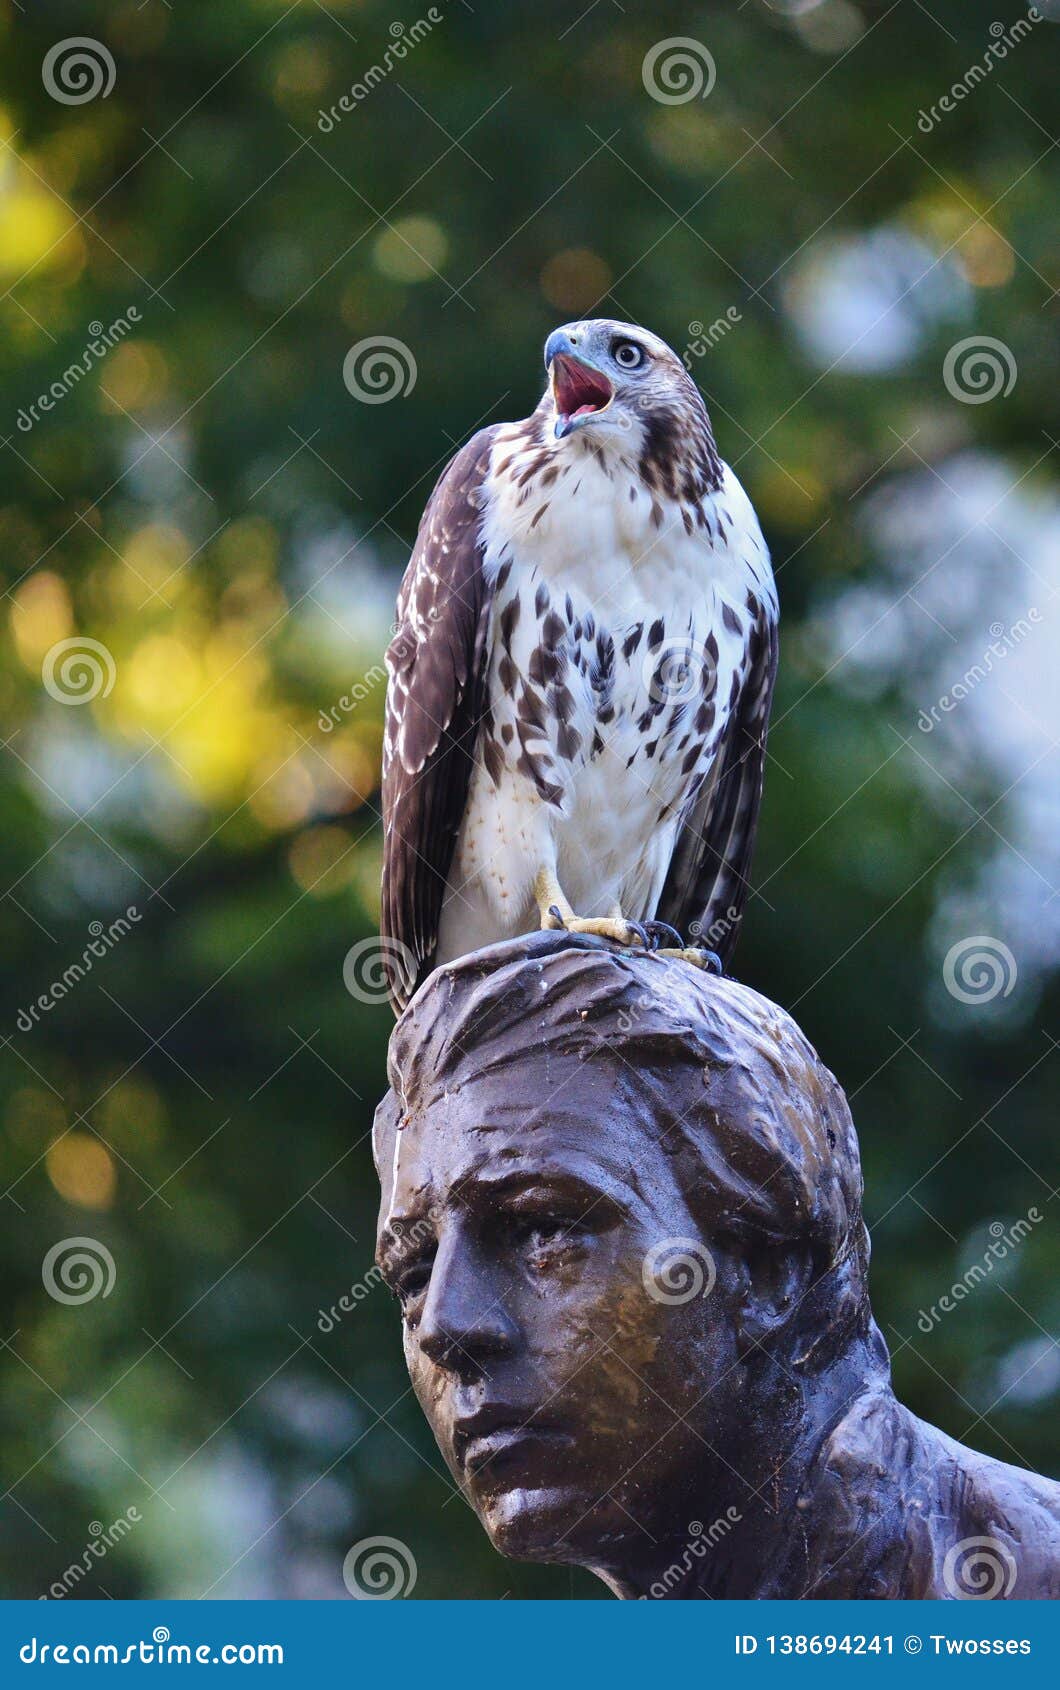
[{"x1": 381, "y1": 318, "x2": 778, "y2": 1013}]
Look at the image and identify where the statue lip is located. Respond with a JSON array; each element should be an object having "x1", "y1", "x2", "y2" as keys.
[{"x1": 453, "y1": 1406, "x2": 571, "y2": 1473}]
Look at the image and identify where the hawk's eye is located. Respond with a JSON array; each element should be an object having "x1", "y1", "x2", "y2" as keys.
[{"x1": 612, "y1": 340, "x2": 645, "y2": 370}]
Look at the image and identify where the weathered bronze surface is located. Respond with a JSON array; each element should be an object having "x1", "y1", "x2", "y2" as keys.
[{"x1": 373, "y1": 932, "x2": 1060, "y2": 1599}]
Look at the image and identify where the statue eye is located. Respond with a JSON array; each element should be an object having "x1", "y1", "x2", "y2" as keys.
[
  {"x1": 505, "y1": 1213, "x2": 578, "y2": 1254},
  {"x1": 612, "y1": 340, "x2": 645, "y2": 370},
  {"x1": 394, "y1": 1259, "x2": 433, "y2": 1305}
]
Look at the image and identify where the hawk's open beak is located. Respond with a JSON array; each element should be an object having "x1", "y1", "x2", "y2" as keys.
[{"x1": 550, "y1": 352, "x2": 614, "y2": 439}]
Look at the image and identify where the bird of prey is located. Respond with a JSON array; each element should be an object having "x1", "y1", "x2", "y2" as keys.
[{"x1": 381, "y1": 317, "x2": 778, "y2": 1013}]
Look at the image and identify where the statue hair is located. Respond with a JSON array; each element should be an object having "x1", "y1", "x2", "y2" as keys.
[{"x1": 375, "y1": 932, "x2": 876, "y2": 1370}]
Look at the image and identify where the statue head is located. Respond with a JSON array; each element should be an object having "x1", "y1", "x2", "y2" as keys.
[{"x1": 373, "y1": 933, "x2": 881, "y2": 1590}]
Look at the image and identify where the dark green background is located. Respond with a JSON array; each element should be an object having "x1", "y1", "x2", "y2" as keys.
[{"x1": 1, "y1": 0, "x2": 1057, "y2": 1599}]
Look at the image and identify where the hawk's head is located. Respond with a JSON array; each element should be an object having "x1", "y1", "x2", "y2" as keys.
[
  {"x1": 539, "y1": 317, "x2": 721, "y2": 497},
  {"x1": 541, "y1": 318, "x2": 695, "y2": 438}
]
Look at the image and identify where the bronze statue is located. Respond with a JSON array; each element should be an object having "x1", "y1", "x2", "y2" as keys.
[{"x1": 373, "y1": 932, "x2": 1060, "y2": 1599}]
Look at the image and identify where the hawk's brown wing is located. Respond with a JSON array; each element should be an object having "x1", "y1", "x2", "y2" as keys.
[
  {"x1": 380, "y1": 427, "x2": 498, "y2": 1013},
  {"x1": 656, "y1": 596, "x2": 778, "y2": 968}
]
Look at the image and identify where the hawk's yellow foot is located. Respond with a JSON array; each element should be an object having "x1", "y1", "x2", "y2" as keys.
[
  {"x1": 534, "y1": 870, "x2": 651, "y2": 948},
  {"x1": 655, "y1": 945, "x2": 724, "y2": 974},
  {"x1": 546, "y1": 906, "x2": 652, "y2": 949}
]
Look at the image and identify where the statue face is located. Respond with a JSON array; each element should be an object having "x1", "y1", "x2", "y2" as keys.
[{"x1": 376, "y1": 1057, "x2": 745, "y2": 1569}]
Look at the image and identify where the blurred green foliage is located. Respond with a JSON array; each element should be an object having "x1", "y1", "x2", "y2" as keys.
[{"x1": 0, "y1": 0, "x2": 1057, "y2": 1599}]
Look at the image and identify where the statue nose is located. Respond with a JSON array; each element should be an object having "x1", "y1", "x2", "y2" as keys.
[
  {"x1": 418, "y1": 1297, "x2": 516, "y2": 1377},
  {"x1": 544, "y1": 328, "x2": 577, "y2": 368},
  {"x1": 416, "y1": 1234, "x2": 518, "y2": 1377}
]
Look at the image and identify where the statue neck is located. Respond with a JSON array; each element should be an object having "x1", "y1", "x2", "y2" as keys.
[{"x1": 594, "y1": 1333, "x2": 903, "y2": 1601}]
